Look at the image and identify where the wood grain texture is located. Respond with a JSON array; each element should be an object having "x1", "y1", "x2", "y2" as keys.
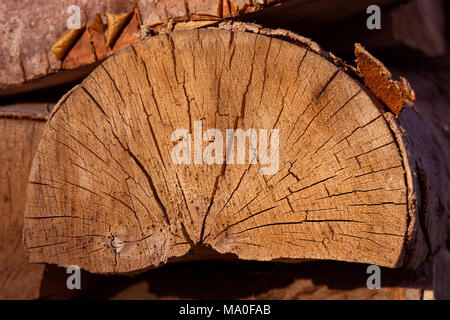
[
  {"x1": 22, "y1": 28, "x2": 429, "y2": 274},
  {"x1": 0, "y1": 0, "x2": 247, "y2": 91},
  {"x1": 0, "y1": 0, "x2": 408, "y2": 98},
  {"x1": 0, "y1": 110, "x2": 47, "y2": 299}
]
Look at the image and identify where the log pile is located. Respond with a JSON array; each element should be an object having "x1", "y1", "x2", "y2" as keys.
[
  {"x1": 0, "y1": 105, "x2": 47, "y2": 299},
  {"x1": 0, "y1": 0, "x2": 449, "y2": 300}
]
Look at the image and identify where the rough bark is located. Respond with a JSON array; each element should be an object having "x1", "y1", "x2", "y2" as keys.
[
  {"x1": 0, "y1": 0, "x2": 411, "y2": 98},
  {"x1": 21, "y1": 26, "x2": 449, "y2": 278},
  {"x1": 389, "y1": 60, "x2": 450, "y2": 296},
  {"x1": 0, "y1": 0, "x2": 262, "y2": 95}
]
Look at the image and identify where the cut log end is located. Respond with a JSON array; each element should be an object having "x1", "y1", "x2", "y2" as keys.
[{"x1": 23, "y1": 28, "x2": 423, "y2": 274}]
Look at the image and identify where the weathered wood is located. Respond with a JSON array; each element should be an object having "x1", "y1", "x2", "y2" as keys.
[
  {"x1": 0, "y1": 0, "x2": 254, "y2": 96},
  {"x1": 0, "y1": 105, "x2": 48, "y2": 299},
  {"x1": 0, "y1": 0, "x2": 410, "y2": 98},
  {"x1": 21, "y1": 26, "x2": 449, "y2": 278},
  {"x1": 0, "y1": 104, "x2": 108, "y2": 299},
  {"x1": 433, "y1": 248, "x2": 450, "y2": 299},
  {"x1": 389, "y1": 61, "x2": 450, "y2": 296}
]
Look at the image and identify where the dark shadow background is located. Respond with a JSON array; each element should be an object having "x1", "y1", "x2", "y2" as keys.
[{"x1": 39, "y1": 260, "x2": 422, "y2": 299}]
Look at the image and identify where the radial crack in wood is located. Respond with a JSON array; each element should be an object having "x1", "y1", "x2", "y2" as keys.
[{"x1": 23, "y1": 28, "x2": 423, "y2": 274}]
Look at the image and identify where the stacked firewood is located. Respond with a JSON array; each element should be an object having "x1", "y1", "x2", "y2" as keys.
[{"x1": 0, "y1": 0, "x2": 449, "y2": 300}]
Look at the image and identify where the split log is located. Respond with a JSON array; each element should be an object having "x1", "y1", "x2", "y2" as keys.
[
  {"x1": 1, "y1": 0, "x2": 411, "y2": 98},
  {"x1": 0, "y1": 105, "x2": 47, "y2": 299},
  {"x1": 0, "y1": 104, "x2": 107, "y2": 299},
  {"x1": 0, "y1": 0, "x2": 263, "y2": 97},
  {"x1": 22, "y1": 26, "x2": 449, "y2": 280},
  {"x1": 389, "y1": 61, "x2": 450, "y2": 299}
]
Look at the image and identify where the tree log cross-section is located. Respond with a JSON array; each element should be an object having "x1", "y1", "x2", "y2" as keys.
[{"x1": 22, "y1": 27, "x2": 447, "y2": 274}]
